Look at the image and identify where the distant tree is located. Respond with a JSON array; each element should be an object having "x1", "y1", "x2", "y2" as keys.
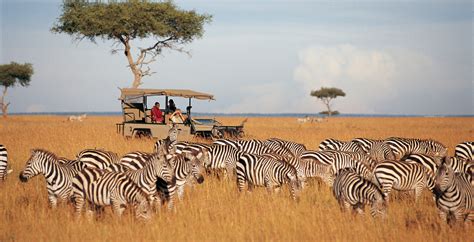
[
  {"x1": 310, "y1": 87, "x2": 346, "y2": 117},
  {"x1": 51, "y1": 0, "x2": 212, "y2": 88},
  {"x1": 0, "y1": 62, "x2": 34, "y2": 118}
]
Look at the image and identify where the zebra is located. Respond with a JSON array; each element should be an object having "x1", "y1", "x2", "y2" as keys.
[
  {"x1": 153, "y1": 124, "x2": 179, "y2": 154},
  {"x1": 264, "y1": 138, "x2": 307, "y2": 158},
  {"x1": 300, "y1": 158, "x2": 334, "y2": 187},
  {"x1": 205, "y1": 144, "x2": 241, "y2": 178},
  {"x1": 261, "y1": 153, "x2": 307, "y2": 188},
  {"x1": 332, "y1": 168, "x2": 387, "y2": 218},
  {"x1": 319, "y1": 138, "x2": 346, "y2": 151},
  {"x1": 352, "y1": 138, "x2": 396, "y2": 162},
  {"x1": 213, "y1": 139, "x2": 239, "y2": 149},
  {"x1": 373, "y1": 161, "x2": 435, "y2": 202},
  {"x1": 434, "y1": 159, "x2": 473, "y2": 225},
  {"x1": 76, "y1": 148, "x2": 120, "y2": 170},
  {"x1": 442, "y1": 156, "x2": 473, "y2": 185},
  {"x1": 455, "y1": 141, "x2": 473, "y2": 161},
  {"x1": 236, "y1": 153, "x2": 301, "y2": 201},
  {"x1": 0, "y1": 145, "x2": 12, "y2": 181},
  {"x1": 19, "y1": 149, "x2": 79, "y2": 208},
  {"x1": 72, "y1": 168, "x2": 152, "y2": 220},
  {"x1": 384, "y1": 137, "x2": 448, "y2": 160},
  {"x1": 401, "y1": 153, "x2": 441, "y2": 175},
  {"x1": 324, "y1": 150, "x2": 373, "y2": 181},
  {"x1": 156, "y1": 149, "x2": 206, "y2": 209},
  {"x1": 107, "y1": 152, "x2": 176, "y2": 208},
  {"x1": 118, "y1": 151, "x2": 153, "y2": 170}
]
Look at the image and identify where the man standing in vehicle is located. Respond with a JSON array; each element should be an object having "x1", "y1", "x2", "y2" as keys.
[{"x1": 151, "y1": 102, "x2": 163, "y2": 123}]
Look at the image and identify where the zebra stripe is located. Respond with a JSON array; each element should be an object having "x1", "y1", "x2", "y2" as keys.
[
  {"x1": 261, "y1": 153, "x2": 307, "y2": 188},
  {"x1": 352, "y1": 138, "x2": 396, "y2": 162},
  {"x1": 264, "y1": 138, "x2": 307, "y2": 158},
  {"x1": 384, "y1": 137, "x2": 448, "y2": 160},
  {"x1": 153, "y1": 124, "x2": 179, "y2": 154},
  {"x1": 300, "y1": 158, "x2": 334, "y2": 187},
  {"x1": 455, "y1": 141, "x2": 473, "y2": 161},
  {"x1": 0, "y1": 145, "x2": 9, "y2": 180},
  {"x1": 76, "y1": 149, "x2": 119, "y2": 170},
  {"x1": 72, "y1": 168, "x2": 152, "y2": 220},
  {"x1": 319, "y1": 138, "x2": 346, "y2": 151},
  {"x1": 434, "y1": 161, "x2": 473, "y2": 224},
  {"x1": 300, "y1": 150, "x2": 335, "y2": 165},
  {"x1": 206, "y1": 144, "x2": 241, "y2": 178},
  {"x1": 402, "y1": 153, "x2": 441, "y2": 175},
  {"x1": 332, "y1": 168, "x2": 386, "y2": 218},
  {"x1": 324, "y1": 150, "x2": 373, "y2": 181},
  {"x1": 374, "y1": 161, "x2": 435, "y2": 202},
  {"x1": 19, "y1": 149, "x2": 79, "y2": 208},
  {"x1": 236, "y1": 153, "x2": 301, "y2": 201}
]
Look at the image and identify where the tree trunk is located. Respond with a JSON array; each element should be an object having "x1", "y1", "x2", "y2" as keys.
[
  {"x1": 1, "y1": 87, "x2": 9, "y2": 118},
  {"x1": 123, "y1": 39, "x2": 143, "y2": 88},
  {"x1": 323, "y1": 98, "x2": 332, "y2": 117}
]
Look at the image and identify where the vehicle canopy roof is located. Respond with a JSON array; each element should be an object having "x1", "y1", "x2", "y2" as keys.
[{"x1": 119, "y1": 88, "x2": 215, "y2": 101}]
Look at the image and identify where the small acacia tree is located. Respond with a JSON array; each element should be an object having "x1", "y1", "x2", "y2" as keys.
[
  {"x1": 0, "y1": 62, "x2": 34, "y2": 118},
  {"x1": 310, "y1": 87, "x2": 346, "y2": 116},
  {"x1": 51, "y1": 0, "x2": 212, "y2": 88}
]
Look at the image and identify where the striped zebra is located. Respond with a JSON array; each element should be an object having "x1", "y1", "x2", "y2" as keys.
[
  {"x1": 300, "y1": 158, "x2": 334, "y2": 187},
  {"x1": 373, "y1": 161, "x2": 435, "y2": 202},
  {"x1": 106, "y1": 152, "x2": 176, "y2": 207},
  {"x1": 76, "y1": 148, "x2": 119, "y2": 170},
  {"x1": 153, "y1": 124, "x2": 179, "y2": 154},
  {"x1": 0, "y1": 145, "x2": 12, "y2": 180},
  {"x1": 261, "y1": 153, "x2": 307, "y2": 188},
  {"x1": 434, "y1": 160, "x2": 473, "y2": 224},
  {"x1": 352, "y1": 138, "x2": 396, "y2": 162},
  {"x1": 236, "y1": 153, "x2": 301, "y2": 201},
  {"x1": 156, "y1": 149, "x2": 206, "y2": 209},
  {"x1": 19, "y1": 149, "x2": 79, "y2": 208},
  {"x1": 384, "y1": 137, "x2": 448, "y2": 160},
  {"x1": 319, "y1": 138, "x2": 346, "y2": 151},
  {"x1": 214, "y1": 139, "x2": 275, "y2": 156},
  {"x1": 455, "y1": 141, "x2": 473, "y2": 161},
  {"x1": 324, "y1": 150, "x2": 373, "y2": 181},
  {"x1": 205, "y1": 144, "x2": 241, "y2": 178},
  {"x1": 72, "y1": 168, "x2": 152, "y2": 220},
  {"x1": 264, "y1": 138, "x2": 307, "y2": 158},
  {"x1": 332, "y1": 168, "x2": 387, "y2": 218},
  {"x1": 443, "y1": 156, "x2": 473, "y2": 185}
]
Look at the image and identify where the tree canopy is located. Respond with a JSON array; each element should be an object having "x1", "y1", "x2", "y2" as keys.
[
  {"x1": 0, "y1": 62, "x2": 34, "y2": 117},
  {"x1": 310, "y1": 87, "x2": 346, "y2": 116},
  {"x1": 51, "y1": 0, "x2": 212, "y2": 88}
]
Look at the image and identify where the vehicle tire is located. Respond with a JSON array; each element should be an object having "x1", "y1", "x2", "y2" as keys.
[
  {"x1": 211, "y1": 128, "x2": 223, "y2": 139},
  {"x1": 237, "y1": 130, "x2": 245, "y2": 138}
]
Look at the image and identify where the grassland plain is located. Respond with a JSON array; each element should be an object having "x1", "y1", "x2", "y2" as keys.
[{"x1": 0, "y1": 116, "x2": 472, "y2": 242}]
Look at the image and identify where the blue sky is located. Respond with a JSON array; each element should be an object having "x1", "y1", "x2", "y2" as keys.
[{"x1": 1, "y1": 0, "x2": 472, "y2": 115}]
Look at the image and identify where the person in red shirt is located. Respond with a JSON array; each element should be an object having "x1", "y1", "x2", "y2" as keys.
[{"x1": 151, "y1": 102, "x2": 163, "y2": 123}]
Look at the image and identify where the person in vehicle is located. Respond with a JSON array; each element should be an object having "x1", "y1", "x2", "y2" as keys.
[
  {"x1": 151, "y1": 102, "x2": 163, "y2": 123},
  {"x1": 168, "y1": 99, "x2": 186, "y2": 123}
]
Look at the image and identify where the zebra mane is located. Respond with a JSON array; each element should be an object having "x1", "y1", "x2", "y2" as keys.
[{"x1": 31, "y1": 149, "x2": 59, "y2": 161}]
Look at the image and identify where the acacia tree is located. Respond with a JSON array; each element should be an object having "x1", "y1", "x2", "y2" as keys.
[
  {"x1": 51, "y1": 0, "x2": 212, "y2": 88},
  {"x1": 0, "y1": 62, "x2": 34, "y2": 118},
  {"x1": 310, "y1": 87, "x2": 346, "y2": 116}
]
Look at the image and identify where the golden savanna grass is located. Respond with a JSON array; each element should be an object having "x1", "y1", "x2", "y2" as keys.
[{"x1": 0, "y1": 115, "x2": 472, "y2": 241}]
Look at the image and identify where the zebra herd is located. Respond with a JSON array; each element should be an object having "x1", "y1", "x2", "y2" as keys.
[{"x1": 1, "y1": 133, "x2": 473, "y2": 225}]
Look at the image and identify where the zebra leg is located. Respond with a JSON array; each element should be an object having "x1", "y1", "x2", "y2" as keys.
[
  {"x1": 414, "y1": 186, "x2": 424, "y2": 202},
  {"x1": 177, "y1": 184, "x2": 185, "y2": 200},
  {"x1": 74, "y1": 194, "x2": 85, "y2": 218},
  {"x1": 47, "y1": 190, "x2": 58, "y2": 209},
  {"x1": 236, "y1": 174, "x2": 247, "y2": 193},
  {"x1": 382, "y1": 183, "x2": 393, "y2": 203},
  {"x1": 438, "y1": 209, "x2": 448, "y2": 224}
]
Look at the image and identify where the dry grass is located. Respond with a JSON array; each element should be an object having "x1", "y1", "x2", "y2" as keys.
[{"x1": 0, "y1": 115, "x2": 472, "y2": 242}]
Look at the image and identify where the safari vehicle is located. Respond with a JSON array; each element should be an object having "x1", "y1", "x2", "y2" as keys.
[{"x1": 116, "y1": 88, "x2": 245, "y2": 139}]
